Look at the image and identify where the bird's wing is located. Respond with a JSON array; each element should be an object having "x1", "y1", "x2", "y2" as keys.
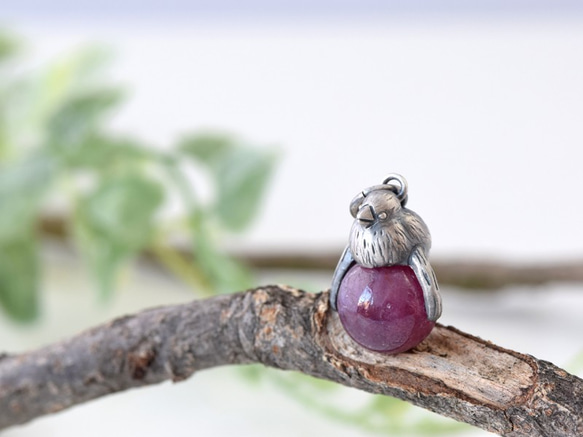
[
  {"x1": 402, "y1": 209, "x2": 431, "y2": 252},
  {"x1": 330, "y1": 246, "x2": 355, "y2": 310},
  {"x1": 409, "y1": 245, "x2": 442, "y2": 322}
]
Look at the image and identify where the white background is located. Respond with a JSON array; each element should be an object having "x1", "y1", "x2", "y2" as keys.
[{"x1": 13, "y1": 16, "x2": 583, "y2": 261}]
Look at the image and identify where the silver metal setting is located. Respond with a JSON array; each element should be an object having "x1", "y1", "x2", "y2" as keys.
[
  {"x1": 330, "y1": 173, "x2": 442, "y2": 322},
  {"x1": 408, "y1": 245, "x2": 442, "y2": 322}
]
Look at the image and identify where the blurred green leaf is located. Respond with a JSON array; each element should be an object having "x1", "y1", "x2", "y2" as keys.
[
  {"x1": 0, "y1": 150, "x2": 40, "y2": 321},
  {"x1": 45, "y1": 46, "x2": 112, "y2": 94},
  {"x1": 196, "y1": 240, "x2": 254, "y2": 294},
  {"x1": 0, "y1": 108, "x2": 7, "y2": 160},
  {"x1": 0, "y1": 231, "x2": 39, "y2": 322},
  {"x1": 191, "y1": 214, "x2": 253, "y2": 294},
  {"x1": 74, "y1": 232, "x2": 127, "y2": 301},
  {"x1": 0, "y1": 31, "x2": 20, "y2": 63},
  {"x1": 261, "y1": 369, "x2": 466, "y2": 436},
  {"x1": 214, "y1": 147, "x2": 276, "y2": 231},
  {"x1": 0, "y1": 45, "x2": 115, "y2": 164},
  {"x1": 565, "y1": 349, "x2": 583, "y2": 376},
  {"x1": 59, "y1": 133, "x2": 150, "y2": 171},
  {"x1": 180, "y1": 134, "x2": 277, "y2": 231},
  {"x1": 179, "y1": 134, "x2": 235, "y2": 168},
  {"x1": 237, "y1": 364, "x2": 265, "y2": 384},
  {"x1": 75, "y1": 173, "x2": 163, "y2": 298},
  {"x1": 82, "y1": 173, "x2": 163, "y2": 249},
  {"x1": 35, "y1": 47, "x2": 113, "y2": 128},
  {"x1": 47, "y1": 88, "x2": 123, "y2": 161},
  {"x1": 0, "y1": 153, "x2": 56, "y2": 240}
]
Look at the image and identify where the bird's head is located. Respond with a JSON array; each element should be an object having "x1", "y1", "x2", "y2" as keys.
[
  {"x1": 347, "y1": 176, "x2": 414, "y2": 267},
  {"x1": 347, "y1": 174, "x2": 429, "y2": 268},
  {"x1": 350, "y1": 189, "x2": 402, "y2": 230}
]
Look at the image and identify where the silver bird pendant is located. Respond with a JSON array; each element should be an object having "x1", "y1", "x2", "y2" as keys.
[{"x1": 330, "y1": 174, "x2": 442, "y2": 322}]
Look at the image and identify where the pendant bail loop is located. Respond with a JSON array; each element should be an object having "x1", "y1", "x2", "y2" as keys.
[{"x1": 382, "y1": 173, "x2": 408, "y2": 206}]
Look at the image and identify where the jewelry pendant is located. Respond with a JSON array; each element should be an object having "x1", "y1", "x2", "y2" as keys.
[{"x1": 330, "y1": 174, "x2": 442, "y2": 354}]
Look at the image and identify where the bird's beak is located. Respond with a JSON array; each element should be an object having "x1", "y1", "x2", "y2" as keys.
[{"x1": 356, "y1": 204, "x2": 375, "y2": 227}]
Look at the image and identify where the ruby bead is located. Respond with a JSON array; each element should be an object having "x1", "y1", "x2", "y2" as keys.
[{"x1": 337, "y1": 264, "x2": 435, "y2": 354}]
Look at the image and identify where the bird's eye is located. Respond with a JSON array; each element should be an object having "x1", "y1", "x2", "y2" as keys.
[{"x1": 378, "y1": 212, "x2": 388, "y2": 220}]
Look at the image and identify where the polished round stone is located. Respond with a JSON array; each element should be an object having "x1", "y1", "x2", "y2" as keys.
[{"x1": 337, "y1": 264, "x2": 435, "y2": 354}]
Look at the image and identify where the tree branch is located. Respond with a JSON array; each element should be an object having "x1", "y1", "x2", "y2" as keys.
[{"x1": 1, "y1": 286, "x2": 582, "y2": 436}]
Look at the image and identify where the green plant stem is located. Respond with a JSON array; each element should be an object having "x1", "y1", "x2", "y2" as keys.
[
  {"x1": 263, "y1": 370, "x2": 465, "y2": 435},
  {"x1": 149, "y1": 242, "x2": 213, "y2": 296}
]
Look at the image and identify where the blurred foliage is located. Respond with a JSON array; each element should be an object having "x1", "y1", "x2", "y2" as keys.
[
  {"x1": 240, "y1": 365, "x2": 468, "y2": 435},
  {"x1": 565, "y1": 349, "x2": 583, "y2": 377},
  {"x1": 0, "y1": 31, "x2": 276, "y2": 320}
]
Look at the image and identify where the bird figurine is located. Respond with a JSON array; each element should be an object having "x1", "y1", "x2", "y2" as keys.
[{"x1": 330, "y1": 174, "x2": 442, "y2": 354}]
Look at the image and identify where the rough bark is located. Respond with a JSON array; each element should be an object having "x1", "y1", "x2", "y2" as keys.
[{"x1": 1, "y1": 286, "x2": 582, "y2": 436}]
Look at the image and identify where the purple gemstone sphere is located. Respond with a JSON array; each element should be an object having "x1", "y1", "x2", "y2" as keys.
[{"x1": 337, "y1": 264, "x2": 435, "y2": 354}]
